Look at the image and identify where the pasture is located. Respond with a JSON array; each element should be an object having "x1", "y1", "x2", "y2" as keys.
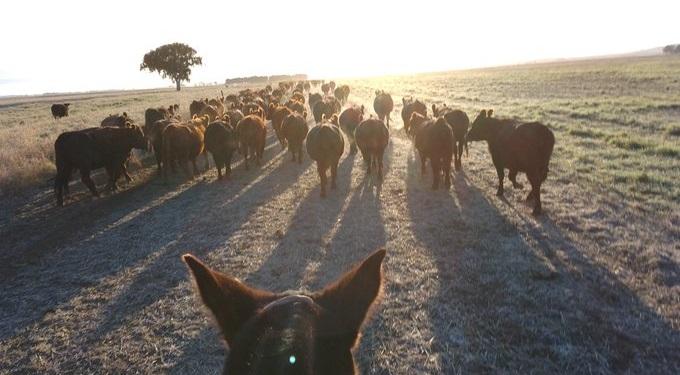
[{"x1": 0, "y1": 56, "x2": 678, "y2": 373}]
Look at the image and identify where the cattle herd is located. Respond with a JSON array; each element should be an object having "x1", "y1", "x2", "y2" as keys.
[
  {"x1": 51, "y1": 80, "x2": 555, "y2": 214},
  {"x1": 48, "y1": 79, "x2": 556, "y2": 373}
]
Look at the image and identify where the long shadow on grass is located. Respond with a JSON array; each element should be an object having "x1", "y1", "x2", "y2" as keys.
[
  {"x1": 166, "y1": 152, "x2": 357, "y2": 373},
  {"x1": 406, "y1": 153, "x2": 680, "y2": 373},
  {"x1": 0, "y1": 132, "x2": 289, "y2": 342}
]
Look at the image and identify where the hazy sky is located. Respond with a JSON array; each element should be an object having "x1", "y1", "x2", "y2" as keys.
[{"x1": 1, "y1": 0, "x2": 678, "y2": 96}]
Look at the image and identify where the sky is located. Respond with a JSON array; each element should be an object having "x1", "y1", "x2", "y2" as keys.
[{"x1": 1, "y1": 0, "x2": 678, "y2": 96}]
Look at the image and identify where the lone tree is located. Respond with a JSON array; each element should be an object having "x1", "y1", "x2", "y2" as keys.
[{"x1": 140, "y1": 43, "x2": 202, "y2": 91}]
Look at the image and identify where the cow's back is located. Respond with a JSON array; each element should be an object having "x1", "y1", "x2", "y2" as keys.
[{"x1": 306, "y1": 125, "x2": 343, "y2": 162}]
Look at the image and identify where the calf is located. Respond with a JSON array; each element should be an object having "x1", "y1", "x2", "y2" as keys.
[
  {"x1": 183, "y1": 248, "x2": 386, "y2": 375},
  {"x1": 281, "y1": 112, "x2": 309, "y2": 163},
  {"x1": 339, "y1": 105, "x2": 365, "y2": 154},
  {"x1": 373, "y1": 91, "x2": 394, "y2": 128},
  {"x1": 401, "y1": 97, "x2": 427, "y2": 134},
  {"x1": 205, "y1": 119, "x2": 238, "y2": 179},
  {"x1": 433, "y1": 104, "x2": 470, "y2": 170},
  {"x1": 269, "y1": 104, "x2": 293, "y2": 148},
  {"x1": 51, "y1": 103, "x2": 70, "y2": 119},
  {"x1": 162, "y1": 115, "x2": 209, "y2": 179},
  {"x1": 466, "y1": 110, "x2": 555, "y2": 215},
  {"x1": 285, "y1": 99, "x2": 306, "y2": 118},
  {"x1": 54, "y1": 125, "x2": 148, "y2": 206},
  {"x1": 415, "y1": 117, "x2": 454, "y2": 190},
  {"x1": 306, "y1": 114, "x2": 344, "y2": 197},
  {"x1": 236, "y1": 114, "x2": 267, "y2": 170},
  {"x1": 355, "y1": 118, "x2": 389, "y2": 179}
]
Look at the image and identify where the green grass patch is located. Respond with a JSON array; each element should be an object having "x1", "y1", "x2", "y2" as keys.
[
  {"x1": 568, "y1": 127, "x2": 605, "y2": 138},
  {"x1": 606, "y1": 134, "x2": 650, "y2": 151}
]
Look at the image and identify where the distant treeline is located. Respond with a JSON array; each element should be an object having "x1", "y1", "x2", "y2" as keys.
[
  {"x1": 662, "y1": 44, "x2": 680, "y2": 54},
  {"x1": 225, "y1": 74, "x2": 308, "y2": 85}
]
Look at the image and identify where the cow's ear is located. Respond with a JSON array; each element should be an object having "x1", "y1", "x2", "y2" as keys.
[
  {"x1": 314, "y1": 249, "x2": 385, "y2": 343},
  {"x1": 375, "y1": 90, "x2": 380, "y2": 96},
  {"x1": 183, "y1": 254, "x2": 275, "y2": 346},
  {"x1": 487, "y1": 109, "x2": 493, "y2": 117}
]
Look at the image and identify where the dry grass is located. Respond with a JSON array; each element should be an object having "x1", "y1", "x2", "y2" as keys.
[{"x1": 0, "y1": 56, "x2": 678, "y2": 374}]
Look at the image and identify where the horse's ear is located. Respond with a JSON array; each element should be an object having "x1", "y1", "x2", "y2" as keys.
[
  {"x1": 182, "y1": 254, "x2": 275, "y2": 346},
  {"x1": 314, "y1": 249, "x2": 386, "y2": 343},
  {"x1": 487, "y1": 109, "x2": 493, "y2": 117}
]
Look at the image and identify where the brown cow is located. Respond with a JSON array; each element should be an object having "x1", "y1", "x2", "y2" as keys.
[
  {"x1": 466, "y1": 110, "x2": 555, "y2": 215},
  {"x1": 145, "y1": 107, "x2": 171, "y2": 130},
  {"x1": 308, "y1": 93, "x2": 322, "y2": 111},
  {"x1": 433, "y1": 104, "x2": 470, "y2": 170},
  {"x1": 236, "y1": 113, "x2": 267, "y2": 170},
  {"x1": 54, "y1": 125, "x2": 148, "y2": 206},
  {"x1": 162, "y1": 115, "x2": 209, "y2": 179},
  {"x1": 199, "y1": 104, "x2": 220, "y2": 122},
  {"x1": 269, "y1": 104, "x2": 293, "y2": 148},
  {"x1": 101, "y1": 112, "x2": 132, "y2": 128},
  {"x1": 51, "y1": 103, "x2": 70, "y2": 119},
  {"x1": 285, "y1": 99, "x2": 306, "y2": 117},
  {"x1": 306, "y1": 114, "x2": 344, "y2": 197},
  {"x1": 415, "y1": 117, "x2": 454, "y2": 190},
  {"x1": 205, "y1": 119, "x2": 238, "y2": 179},
  {"x1": 334, "y1": 84, "x2": 350, "y2": 104},
  {"x1": 312, "y1": 99, "x2": 336, "y2": 125},
  {"x1": 291, "y1": 91, "x2": 306, "y2": 104},
  {"x1": 182, "y1": 248, "x2": 386, "y2": 375},
  {"x1": 321, "y1": 83, "x2": 331, "y2": 95},
  {"x1": 339, "y1": 105, "x2": 365, "y2": 154},
  {"x1": 190, "y1": 99, "x2": 209, "y2": 118},
  {"x1": 355, "y1": 118, "x2": 389, "y2": 179},
  {"x1": 226, "y1": 109, "x2": 244, "y2": 128},
  {"x1": 408, "y1": 112, "x2": 432, "y2": 140},
  {"x1": 281, "y1": 111, "x2": 309, "y2": 163},
  {"x1": 243, "y1": 102, "x2": 265, "y2": 118},
  {"x1": 146, "y1": 118, "x2": 179, "y2": 172},
  {"x1": 401, "y1": 97, "x2": 427, "y2": 134},
  {"x1": 373, "y1": 90, "x2": 394, "y2": 128}
]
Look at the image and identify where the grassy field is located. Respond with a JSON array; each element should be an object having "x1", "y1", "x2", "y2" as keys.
[{"x1": 0, "y1": 56, "x2": 678, "y2": 374}]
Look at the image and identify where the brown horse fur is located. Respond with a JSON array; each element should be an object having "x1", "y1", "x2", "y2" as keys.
[
  {"x1": 355, "y1": 118, "x2": 389, "y2": 179},
  {"x1": 183, "y1": 248, "x2": 386, "y2": 375},
  {"x1": 236, "y1": 113, "x2": 267, "y2": 170},
  {"x1": 415, "y1": 117, "x2": 454, "y2": 190},
  {"x1": 306, "y1": 114, "x2": 344, "y2": 197},
  {"x1": 281, "y1": 111, "x2": 309, "y2": 163},
  {"x1": 339, "y1": 105, "x2": 365, "y2": 154},
  {"x1": 466, "y1": 109, "x2": 555, "y2": 215},
  {"x1": 373, "y1": 90, "x2": 394, "y2": 128},
  {"x1": 54, "y1": 125, "x2": 148, "y2": 206}
]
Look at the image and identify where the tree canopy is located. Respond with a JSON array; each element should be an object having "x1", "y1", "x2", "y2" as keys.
[
  {"x1": 662, "y1": 44, "x2": 680, "y2": 55},
  {"x1": 140, "y1": 43, "x2": 202, "y2": 91}
]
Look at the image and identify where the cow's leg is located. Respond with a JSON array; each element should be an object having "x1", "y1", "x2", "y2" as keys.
[
  {"x1": 244, "y1": 148, "x2": 249, "y2": 170},
  {"x1": 443, "y1": 155, "x2": 452, "y2": 189},
  {"x1": 509, "y1": 169, "x2": 523, "y2": 189},
  {"x1": 331, "y1": 160, "x2": 338, "y2": 190},
  {"x1": 80, "y1": 169, "x2": 99, "y2": 197},
  {"x1": 431, "y1": 158, "x2": 441, "y2": 190},
  {"x1": 318, "y1": 163, "x2": 327, "y2": 198},
  {"x1": 495, "y1": 166, "x2": 505, "y2": 196},
  {"x1": 204, "y1": 152, "x2": 210, "y2": 171},
  {"x1": 420, "y1": 152, "x2": 427, "y2": 176},
  {"x1": 298, "y1": 146, "x2": 303, "y2": 164},
  {"x1": 528, "y1": 173, "x2": 542, "y2": 215},
  {"x1": 378, "y1": 152, "x2": 384, "y2": 180},
  {"x1": 180, "y1": 160, "x2": 191, "y2": 177},
  {"x1": 191, "y1": 159, "x2": 199, "y2": 176}
]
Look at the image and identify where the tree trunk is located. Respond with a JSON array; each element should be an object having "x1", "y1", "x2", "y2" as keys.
[{"x1": 175, "y1": 80, "x2": 181, "y2": 91}]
